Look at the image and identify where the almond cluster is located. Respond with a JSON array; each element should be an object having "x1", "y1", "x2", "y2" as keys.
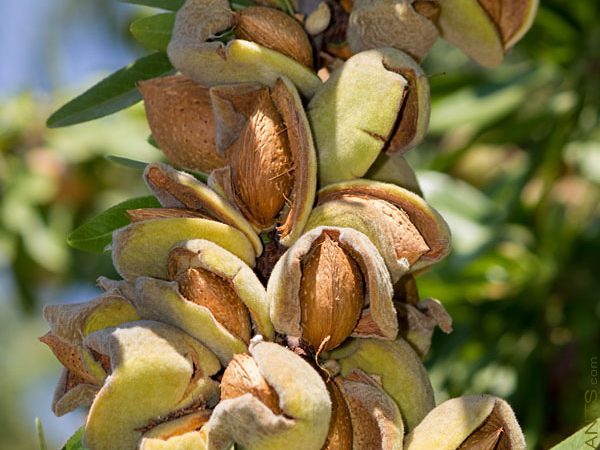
[{"x1": 41, "y1": 0, "x2": 537, "y2": 448}]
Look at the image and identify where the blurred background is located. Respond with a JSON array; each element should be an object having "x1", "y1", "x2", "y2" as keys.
[{"x1": 0, "y1": 0, "x2": 598, "y2": 449}]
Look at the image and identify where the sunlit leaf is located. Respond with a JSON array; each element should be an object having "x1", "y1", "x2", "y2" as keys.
[
  {"x1": 61, "y1": 427, "x2": 87, "y2": 450},
  {"x1": 549, "y1": 420, "x2": 600, "y2": 450},
  {"x1": 418, "y1": 171, "x2": 504, "y2": 256},
  {"x1": 130, "y1": 13, "x2": 175, "y2": 52},
  {"x1": 36, "y1": 418, "x2": 47, "y2": 450},
  {"x1": 105, "y1": 155, "x2": 152, "y2": 171},
  {"x1": 104, "y1": 155, "x2": 210, "y2": 182},
  {"x1": 47, "y1": 52, "x2": 173, "y2": 128},
  {"x1": 428, "y1": 70, "x2": 549, "y2": 135},
  {"x1": 67, "y1": 196, "x2": 160, "y2": 253}
]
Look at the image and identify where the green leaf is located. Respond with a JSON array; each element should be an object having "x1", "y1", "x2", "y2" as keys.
[
  {"x1": 67, "y1": 196, "x2": 161, "y2": 253},
  {"x1": 105, "y1": 155, "x2": 152, "y2": 171},
  {"x1": 36, "y1": 418, "x2": 47, "y2": 450},
  {"x1": 119, "y1": 0, "x2": 184, "y2": 10},
  {"x1": 231, "y1": 0, "x2": 253, "y2": 11},
  {"x1": 549, "y1": 420, "x2": 600, "y2": 449},
  {"x1": 61, "y1": 427, "x2": 87, "y2": 450},
  {"x1": 189, "y1": 170, "x2": 210, "y2": 183},
  {"x1": 47, "y1": 52, "x2": 173, "y2": 128},
  {"x1": 418, "y1": 171, "x2": 502, "y2": 256},
  {"x1": 130, "y1": 13, "x2": 175, "y2": 52},
  {"x1": 105, "y1": 155, "x2": 210, "y2": 182},
  {"x1": 147, "y1": 134, "x2": 160, "y2": 148},
  {"x1": 276, "y1": 0, "x2": 294, "y2": 15}
]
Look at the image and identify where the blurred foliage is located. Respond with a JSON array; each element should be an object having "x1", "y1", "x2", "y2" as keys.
[
  {"x1": 413, "y1": 1, "x2": 600, "y2": 449},
  {"x1": 0, "y1": 94, "x2": 163, "y2": 312},
  {"x1": 0, "y1": 0, "x2": 598, "y2": 449}
]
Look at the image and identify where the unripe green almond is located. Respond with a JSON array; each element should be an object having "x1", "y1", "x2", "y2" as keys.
[
  {"x1": 307, "y1": 48, "x2": 429, "y2": 185},
  {"x1": 42, "y1": 291, "x2": 140, "y2": 415},
  {"x1": 438, "y1": 0, "x2": 504, "y2": 67},
  {"x1": 365, "y1": 153, "x2": 422, "y2": 196},
  {"x1": 405, "y1": 395, "x2": 526, "y2": 450},
  {"x1": 135, "y1": 277, "x2": 247, "y2": 366},
  {"x1": 337, "y1": 376, "x2": 404, "y2": 450},
  {"x1": 144, "y1": 162, "x2": 263, "y2": 256},
  {"x1": 111, "y1": 217, "x2": 256, "y2": 280},
  {"x1": 134, "y1": 240, "x2": 274, "y2": 364},
  {"x1": 140, "y1": 412, "x2": 210, "y2": 450},
  {"x1": 83, "y1": 321, "x2": 221, "y2": 450},
  {"x1": 307, "y1": 179, "x2": 451, "y2": 281},
  {"x1": 329, "y1": 338, "x2": 435, "y2": 432},
  {"x1": 168, "y1": 0, "x2": 321, "y2": 97},
  {"x1": 206, "y1": 339, "x2": 331, "y2": 450},
  {"x1": 348, "y1": 0, "x2": 439, "y2": 61},
  {"x1": 43, "y1": 291, "x2": 140, "y2": 344}
]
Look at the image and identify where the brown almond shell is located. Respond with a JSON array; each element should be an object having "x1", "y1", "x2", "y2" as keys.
[
  {"x1": 208, "y1": 77, "x2": 317, "y2": 246},
  {"x1": 312, "y1": 179, "x2": 451, "y2": 277},
  {"x1": 267, "y1": 226, "x2": 397, "y2": 346},
  {"x1": 138, "y1": 75, "x2": 225, "y2": 173}
]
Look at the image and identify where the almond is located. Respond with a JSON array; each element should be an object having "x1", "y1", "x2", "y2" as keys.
[
  {"x1": 172, "y1": 266, "x2": 252, "y2": 344},
  {"x1": 299, "y1": 232, "x2": 364, "y2": 351},
  {"x1": 220, "y1": 353, "x2": 283, "y2": 414},
  {"x1": 234, "y1": 6, "x2": 313, "y2": 68},
  {"x1": 138, "y1": 75, "x2": 225, "y2": 172}
]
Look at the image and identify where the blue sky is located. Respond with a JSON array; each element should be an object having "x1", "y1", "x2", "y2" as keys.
[{"x1": 0, "y1": 0, "x2": 140, "y2": 97}]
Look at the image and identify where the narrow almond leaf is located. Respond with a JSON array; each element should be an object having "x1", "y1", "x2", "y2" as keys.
[
  {"x1": 549, "y1": 420, "x2": 600, "y2": 450},
  {"x1": 130, "y1": 13, "x2": 175, "y2": 52},
  {"x1": 118, "y1": 0, "x2": 184, "y2": 10},
  {"x1": 231, "y1": 0, "x2": 254, "y2": 11},
  {"x1": 47, "y1": 52, "x2": 173, "y2": 128},
  {"x1": 275, "y1": 0, "x2": 295, "y2": 15},
  {"x1": 147, "y1": 134, "x2": 159, "y2": 149},
  {"x1": 190, "y1": 170, "x2": 210, "y2": 183},
  {"x1": 67, "y1": 196, "x2": 161, "y2": 253},
  {"x1": 105, "y1": 155, "x2": 152, "y2": 171},
  {"x1": 105, "y1": 155, "x2": 210, "y2": 182},
  {"x1": 36, "y1": 418, "x2": 47, "y2": 450},
  {"x1": 61, "y1": 427, "x2": 87, "y2": 450}
]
